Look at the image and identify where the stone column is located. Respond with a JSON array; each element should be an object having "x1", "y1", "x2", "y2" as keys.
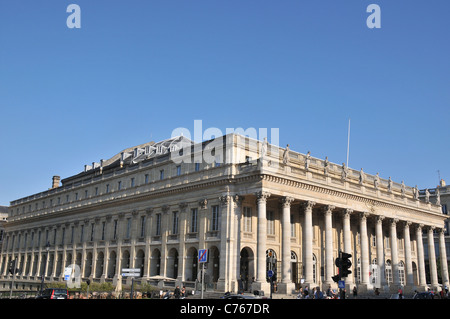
[
  {"x1": 416, "y1": 224, "x2": 427, "y2": 289},
  {"x1": 253, "y1": 191, "x2": 271, "y2": 293},
  {"x1": 177, "y1": 203, "x2": 188, "y2": 287},
  {"x1": 323, "y1": 205, "x2": 335, "y2": 288},
  {"x1": 428, "y1": 227, "x2": 439, "y2": 290},
  {"x1": 302, "y1": 201, "x2": 315, "y2": 288},
  {"x1": 390, "y1": 218, "x2": 400, "y2": 290},
  {"x1": 439, "y1": 228, "x2": 450, "y2": 288},
  {"x1": 217, "y1": 195, "x2": 231, "y2": 292},
  {"x1": 375, "y1": 216, "x2": 387, "y2": 290},
  {"x1": 359, "y1": 212, "x2": 370, "y2": 290},
  {"x1": 403, "y1": 222, "x2": 414, "y2": 292},
  {"x1": 342, "y1": 209, "x2": 353, "y2": 287},
  {"x1": 233, "y1": 195, "x2": 244, "y2": 293},
  {"x1": 279, "y1": 196, "x2": 295, "y2": 294}
]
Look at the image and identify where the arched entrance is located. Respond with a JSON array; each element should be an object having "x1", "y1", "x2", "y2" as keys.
[
  {"x1": 240, "y1": 247, "x2": 255, "y2": 291},
  {"x1": 150, "y1": 249, "x2": 161, "y2": 276}
]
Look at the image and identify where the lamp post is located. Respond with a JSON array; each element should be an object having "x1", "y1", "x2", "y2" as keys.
[{"x1": 40, "y1": 242, "x2": 50, "y2": 295}]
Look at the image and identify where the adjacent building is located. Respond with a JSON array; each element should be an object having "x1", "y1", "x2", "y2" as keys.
[{"x1": 0, "y1": 134, "x2": 448, "y2": 295}]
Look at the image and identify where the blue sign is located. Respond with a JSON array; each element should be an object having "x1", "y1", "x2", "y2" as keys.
[
  {"x1": 338, "y1": 280, "x2": 345, "y2": 289},
  {"x1": 267, "y1": 270, "x2": 274, "y2": 278},
  {"x1": 198, "y1": 249, "x2": 208, "y2": 263}
]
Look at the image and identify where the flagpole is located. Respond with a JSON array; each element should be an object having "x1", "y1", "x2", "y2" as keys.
[{"x1": 346, "y1": 118, "x2": 350, "y2": 167}]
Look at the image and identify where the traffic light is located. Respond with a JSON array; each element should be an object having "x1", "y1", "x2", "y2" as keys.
[
  {"x1": 340, "y1": 252, "x2": 352, "y2": 278},
  {"x1": 333, "y1": 256, "x2": 342, "y2": 283}
]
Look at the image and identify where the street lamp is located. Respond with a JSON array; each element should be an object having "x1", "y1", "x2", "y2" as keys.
[{"x1": 40, "y1": 242, "x2": 51, "y2": 295}]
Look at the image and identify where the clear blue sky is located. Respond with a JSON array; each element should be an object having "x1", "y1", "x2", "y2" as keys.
[{"x1": 0, "y1": 0, "x2": 449, "y2": 206}]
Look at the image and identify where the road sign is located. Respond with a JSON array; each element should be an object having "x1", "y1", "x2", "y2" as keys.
[
  {"x1": 122, "y1": 272, "x2": 140, "y2": 277},
  {"x1": 338, "y1": 280, "x2": 345, "y2": 289},
  {"x1": 122, "y1": 268, "x2": 141, "y2": 277},
  {"x1": 267, "y1": 270, "x2": 274, "y2": 278},
  {"x1": 122, "y1": 268, "x2": 140, "y2": 273},
  {"x1": 198, "y1": 249, "x2": 208, "y2": 263}
]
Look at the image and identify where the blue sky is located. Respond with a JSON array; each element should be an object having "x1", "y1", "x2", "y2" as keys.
[{"x1": 0, "y1": 0, "x2": 449, "y2": 206}]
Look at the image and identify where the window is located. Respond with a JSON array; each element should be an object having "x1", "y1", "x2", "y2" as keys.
[
  {"x1": 126, "y1": 218, "x2": 131, "y2": 238},
  {"x1": 95, "y1": 187, "x2": 98, "y2": 196},
  {"x1": 195, "y1": 163, "x2": 200, "y2": 172},
  {"x1": 156, "y1": 214, "x2": 161, "y2": 236},
  {"x1": 131, "y1": 178, "x2": 135, "y2": 187},
  {"x1": 145, "y1": 174, "x2": 149, "y2": 184},
  {"x1": 106, "y1": 184, "x2": 110, "y2": 193},
  {"x1": 290, "y1": 213, "x2": 295, "y2": 237},
  {"x1": 267, "y1": 211, "x2": 275, "y2": 235},
  {"x1": 243, "y1": 207, "x2": 252, "y2": 232},
  {"x1": 113, "y1": 220, "x2": 118, "y2": 240},
  {"x1": 399, "y1": 261, "x2": 405, "y2": 286},
  {"x1": 160, "y1": 170, "x2": 164, "y2": 180},
  {"x1": 140, "y1": 216, "x2": 146, "y2": 237},
  {"x1": 176, "y1": 165, "x2": 181, "y2": 176},
  {"x1": 80, "y1": 225, "x2": 84, "y2": 243},
  {"x1": 191, "y1": 208, "x2": 198, "y2": 233},
  {"x1": 90, "y1": 223, "x2": 95, "y2": 242},
  {"x1": 101, "y1": 222, "x2": 106, "y2": 240},
  {"x1": 172, "y1": 211, "x2": 179, "y2": 234},
  {"x1": 118, "y1": 181, "x2": 122, "y2": 190},
  {"x1": 70, "y1": 226, "x2": 74, "y2": 244},
  {"x1": 211, "y1": 205, "x2": 220, "y2": 231}
]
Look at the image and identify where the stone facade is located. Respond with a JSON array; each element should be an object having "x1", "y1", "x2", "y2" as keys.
[{"x1": 0, "y1": 134, "x2": 448, "y2": 294}]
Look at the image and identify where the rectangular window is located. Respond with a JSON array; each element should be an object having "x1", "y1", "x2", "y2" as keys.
[
  {"x1": 140, "y1": 216, "x2": 146, "y2": 237},
  {"x1": 101, "y1": 222, "x2": 106, "y2": 240},
  {"x1": 90, "y1": 223, "x2": 95, "y2": 242},
  {"x1": 267, "y1": 210, "x2": 275, "y2": 235},
  {"x1": 61, "y1": 228, "x2": 65, "y2": 245},
  {"x1": 172, "y1": 211, "x2": 179, "y2": 234},
  {"x1": 126, "y1": 218, "x2": 131, "y2": 238},
  {"x1": 145, "y1": 174, "x2": 149, "y2": 184},
  {"x1": 211, "y1": 205, "x2": 220, "y2": 231},
  {"x1": 118, "y1": 181, "x2": 122, "y2": 190},
  {"x1": 131, "y1": 178, "x2": 135, "y2": 187},
  {"x1": 290, "y1": 213, "x2": 295, "y2": 237},
  {"x1": 156, "y1": 214, "x2": 161, "y2": 236},
  {"x1": 106, "y1": 184, "x2": 110, "y2": 193},
  {"x1": 80, "y1": 225, "x2": 84, "y2": 243},
  {"x1": 71, "y1": 226, "x2": 74, "y2": 244},
  {"x1": 243, "y1": 207, "x2": 252, "y2": 232},
  {"x1": 113, "y1": 220, "x2": 118, "y2": 240},
  {"x1": 160, "y1": 170, "x2": 164, "y2": 180},
  {"x1": 176, "y1": 165, "x2": 181, "y2": 176},
  {"x1": 195, "y1": 163, "x2": 200, "y2": 172},
  {"x1": 191, "y1": 208, "x2": 198, "y2": 233}
]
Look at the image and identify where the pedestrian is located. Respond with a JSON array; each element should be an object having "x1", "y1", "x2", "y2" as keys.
[
  {"x1": 398, "y1": 287, "x2": 403, "y2": 299},
  {"x1": 174, "y1": 286, "x2": 181, "y2": 299},
  {"x1": 352, "y1": 286, "x2": 357, "y2": 298},
  {"x1": 314, "y1": 287, "x2": 324, "y2": 299},
  {"x1": 181, "y1": 286, "x2": 186, "y2": 298}
]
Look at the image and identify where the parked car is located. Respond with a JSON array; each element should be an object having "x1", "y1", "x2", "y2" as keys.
[
  {"x1": 413, "y1": 292, "x2": 434, "y2": 299},
  {"x1": 36, "y1": 288, "x2": 69, "y2": 299}
]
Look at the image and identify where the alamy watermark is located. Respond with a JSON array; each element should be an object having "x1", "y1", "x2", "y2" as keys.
[
  {"x1": 169, "y1": 119, "x2": 281, "y2": 166},
  {"x1": 65, "y1": 4, "x2": 381, "y2": 30}
]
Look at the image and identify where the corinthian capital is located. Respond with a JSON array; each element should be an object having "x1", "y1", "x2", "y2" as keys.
[
  {"x1": 255, "y1": 191, "x2": 271, "y2": 203},
  {"x1": 280, "y1": 196, "x2": 295, "y2": 208}
]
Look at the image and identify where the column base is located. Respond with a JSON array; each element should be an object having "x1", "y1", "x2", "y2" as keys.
[
  {"x1": 216, "y1": 279, "x2": 227, "y2": 292},
  {"x1": 277, "y1": 282, "x2": 295, "y2": 294},
  {"x1": 251, "y1": 281, "x2": 271, "y2": 297}
]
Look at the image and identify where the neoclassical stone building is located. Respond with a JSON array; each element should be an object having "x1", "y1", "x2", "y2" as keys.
[{"x1": 0, "y1": 134, "x2": 448, "y2": 294}]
